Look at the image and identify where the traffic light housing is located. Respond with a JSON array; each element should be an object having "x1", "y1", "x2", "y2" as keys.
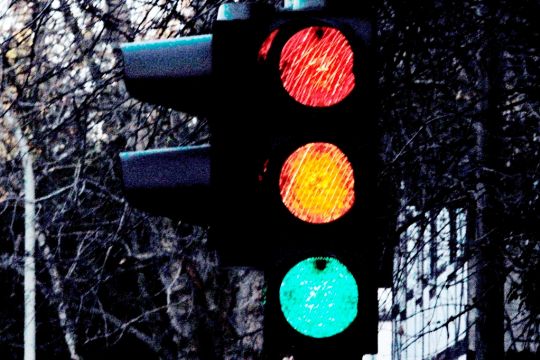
[
  {"x1": 117, "y1": 2, "x2": 387, "y2": 358},
  {"x1": 213, "y1": 7, "x2": 381, "y2": 357}
]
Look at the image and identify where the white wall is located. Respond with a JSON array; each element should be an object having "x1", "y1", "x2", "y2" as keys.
[{"x1": 392, "y1": 208, "x2": 468, "y2": 359}]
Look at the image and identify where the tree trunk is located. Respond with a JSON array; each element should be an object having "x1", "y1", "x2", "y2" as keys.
[
  {"x1": 471, "y1": 2, "x2": 505, "y2": 358},
  {"x1": 6, "y1": 111, "x2": 36, "y2": 360},
  {"x1": 23, "y1": 140, "x2": 36, "y2": 360},
  {"x1": 471, "y1": 129, "x2": 505, "y2": 359}
]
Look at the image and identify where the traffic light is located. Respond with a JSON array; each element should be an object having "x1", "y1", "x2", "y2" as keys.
[
  {"x1": 214, "y1": 4, "x2": 382, "y2": 356},
  {"x1": 117, "y1": 2, "x2": 386, "y2": 358},
  {"x1": 243, "y1": 9, "x2": 379, "y2": 357}
]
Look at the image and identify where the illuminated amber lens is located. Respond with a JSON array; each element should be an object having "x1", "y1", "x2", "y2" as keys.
[
  {"x1": 280, "y1": 143, "x2": 355, "y2": 223},
  {"x1": 280, "y1": 26, "x2": 355, "y2": 107}
]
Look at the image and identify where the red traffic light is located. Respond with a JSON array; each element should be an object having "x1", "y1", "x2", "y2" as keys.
[
  {"x1": 279, "y1": 26, "x2": 355, "y2": 107},
  {"x1": 279, "y1": 142, "x2": 355, "y2": 223}
]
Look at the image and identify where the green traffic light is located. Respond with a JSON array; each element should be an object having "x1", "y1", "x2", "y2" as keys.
[{"x1": 279, "y1": 257, "x2": 358, "y2": 338}]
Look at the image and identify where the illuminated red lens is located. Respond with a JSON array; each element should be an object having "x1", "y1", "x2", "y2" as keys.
[
  {"x1": 280, "y1": 143, "x2": 355, "y2": 223},
  {"x1": 280, "y1": 26, "x2": 355, "y2": 107},
  {"x1": 258, "y1": 29, "x2": 279, "y2": 62}
]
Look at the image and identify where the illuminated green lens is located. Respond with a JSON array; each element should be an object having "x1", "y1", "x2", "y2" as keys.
[{"x1": 279, "y1": 257, "x2": 358, "y2": 338}]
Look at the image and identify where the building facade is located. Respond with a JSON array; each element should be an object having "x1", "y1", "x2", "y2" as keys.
[{"x1": 390, "y1": 207, "x2": 538, "y2": 359}]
